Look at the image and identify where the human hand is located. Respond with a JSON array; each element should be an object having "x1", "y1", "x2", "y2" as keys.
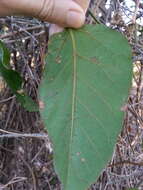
[{"x1": 1, "y1": 0, "x2": 89, "y2": 28}]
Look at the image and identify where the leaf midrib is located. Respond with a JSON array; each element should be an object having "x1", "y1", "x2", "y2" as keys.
[{"x1": 65, "y1": 29, "x2": 77, "y2": 188}]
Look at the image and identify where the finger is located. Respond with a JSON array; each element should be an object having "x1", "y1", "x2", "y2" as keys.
[
  {"x1": 37, "y1": 0, "x2": 85, "y2": 28},
  {"x1": 49, "y1": 0, "x2": 90, "y2": 36},
  {"x1": 49, "y1": 24, "x2": 63, "y2": 36},
  {"x1": 4, "y1": 0, "x2": 85, "y2": 28}
]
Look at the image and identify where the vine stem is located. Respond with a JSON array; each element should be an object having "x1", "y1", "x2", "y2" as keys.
[{"x1": 87, "y1": 9, "x2": 101, "y2": 24}]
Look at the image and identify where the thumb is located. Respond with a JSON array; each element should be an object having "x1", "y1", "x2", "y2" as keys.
[{"x1": 36, "y1": 0, "x2": 85, "y2": 28}]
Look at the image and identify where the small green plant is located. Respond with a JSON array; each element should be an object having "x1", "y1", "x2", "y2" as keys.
[
  {"x1": 0, "y1": 24, "x2": 132, "y2": 189},
  {"x1": 0, "y1": 41, "x2": 39, "y2": 112}
]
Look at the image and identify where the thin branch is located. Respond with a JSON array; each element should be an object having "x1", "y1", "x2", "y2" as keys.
[
  {"x1": 0, "y1": 95, "x2": 15, "y2": 103},
  {"x1": 0, "y1": 132, "x2": 48, "y2": 139}
]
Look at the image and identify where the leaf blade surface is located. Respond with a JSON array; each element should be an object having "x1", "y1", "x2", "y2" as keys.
[{"x1": 39, "y1": 24, "x2": 132, "y2": 190}]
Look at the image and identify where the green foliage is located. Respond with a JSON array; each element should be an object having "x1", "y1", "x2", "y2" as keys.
[
  {"x1": 0, "y1": 41, "x2": 39, "y2": 112},
  {"x1": 128, "y1": 188, "x2": 139, "y2": 190},
  {"x1": 16, "y1": 93, "x2": 39, "y2": 112},
  {"x1": 0, "y1": 41, "x2": 11, "y2": 69},
  {"x1": 0, "y1": 66, "x2": 23, "y2": 91},
  {"x1": 39, "y1": 24, "x2": 132, "y2": 189}
]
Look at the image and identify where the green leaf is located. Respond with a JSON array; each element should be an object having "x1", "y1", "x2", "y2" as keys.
[
  {"x1": 16, "y1": 93, "x2": 39, "y2": 112},
  {"x1": 39, "y1": 24, "x2": 132, "y2": 190},
  {"x1": 0, "y1": 40, "x2": 11, "y2": 69},
  {"x1": 0, "y1": 65, "x2": 23, "y2": 91},
  {"x1": 0, "y1": 40, "x2": 39, "y2": 112},
  {"x1": 0, "y1": 40, "x2": 23, "y2": 91},
  {"x1": 128, "y1": 188, "x2": 138, "y2": 190}
]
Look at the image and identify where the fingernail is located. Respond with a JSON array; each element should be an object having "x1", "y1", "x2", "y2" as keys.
[{"x1": 67, "y1": 11, "x2": 85, "y2": 28}]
